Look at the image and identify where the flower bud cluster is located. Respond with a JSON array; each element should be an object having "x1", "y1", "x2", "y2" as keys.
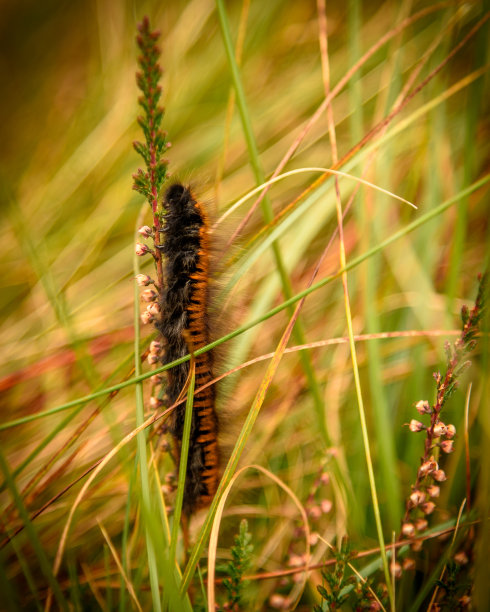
[
  {"x1": 135, "y1": 226, "x2": 162, "y2": 326},
  {"x1": 407, "y1": 400, "x2": 456, "y2": 456},
  {"x1": 135, "y1": 222, "x2": 158, "y2": 261},
  {"x1": 400, "y1": 397, "x2": 458, "y2": 558},
  {"x1": 302, "y1": 457, "x2": 333, "y2": 531},
  {"x1": 134, "y1": 224, "x2": 166, "y2": 421}
]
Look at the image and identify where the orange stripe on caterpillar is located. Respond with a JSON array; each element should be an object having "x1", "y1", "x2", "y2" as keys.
[{"x1": 156, "y1": 183, "x2": 219, "y2": 514}]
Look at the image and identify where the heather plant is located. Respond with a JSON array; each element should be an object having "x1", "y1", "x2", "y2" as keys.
[
  {"x1": 313, "y1": 538, "x2": 357, "y2": 611},
  {"x1": 217, "y1": 519, "x2": 254, "y2": 611},
  {"x1": 133, "y1": 16, "x2": 169, "y2": 295},
  {"x1": 401, "y1": 274, "x2": 486, "y2": 540}
]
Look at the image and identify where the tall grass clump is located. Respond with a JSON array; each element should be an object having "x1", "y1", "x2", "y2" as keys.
[{"x1": 0, "y1": 2, "x2": 488, "y2": 610}]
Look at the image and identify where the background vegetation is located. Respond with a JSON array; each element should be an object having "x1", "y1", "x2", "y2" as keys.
[{"x1": 0, "y1": 1, "x2": 488, "y2": 610}]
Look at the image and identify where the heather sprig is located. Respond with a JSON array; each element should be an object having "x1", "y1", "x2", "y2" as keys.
[
  {"x1": 131, "y1": 18, "x2": 170, "y2": 462},
  {"x1": 312, "y1": 538, "x2": 388, "y2": 611},
  {"x1": 401, "y1": 274, "x2": 487, "y2": 542},
  {"x1": 132, "y1": 16, "x2": 169, "y2": 308},
  {"x1": 218, "y1": 519, "x2": 254, "y2": 611},
  {"x1": 435, "y1": 559, "x2": 472, "y2": 610},
  {"x1": 133, "y1": 17, "x2": 167, "y2": 327},
  {"x1": 132, "y1": 16, "x2": 169, "y2": 217},
  {"x1": 313, "y1": 538, "x2": 364, "y2": 611}
]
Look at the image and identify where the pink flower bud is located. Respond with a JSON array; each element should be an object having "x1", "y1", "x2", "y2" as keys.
[
  {"x1": 135, "y1": 274, "x2": 153, "y2": 286},
  {"x1": 307, "y1": 505, "x2": 322, "y2": 520},
  {"x1": 418, "y1": 458, "x2": 437, "y2": 477},
  {"x1": 320, "y1": 499, "x2": 332, "y2": 514},
  {"x1": 411, "y1": 539, "x2": 423, "y2": 552},
  {"x1": 403, "y1": 558, "x2": 416, "y2": 571},
  {"x1": 454, "y1": 551, "x2": 468, "y2": 565},
  {"x1": 428, "y1": 456, "x2": 438, "y2": 470},
  {"x1": 432, "y1": 469, "x2": 447, "y2": 482},
  {"x1": 409, "y1": 490, "x2": 426, "y2": 506},
  {"x1": 149, "y1": 340, "x2": 162, "y2": 354},
  {"x1": 149, "y1": 396, "x2": 161, "y2": 409},
  {"x1": 426, "y1": 485, "x2": 440, "y2": 498},
  {"x1": 138, "y1": 225, "x2": 153, "y2": 238},
  {"x1": 269, "y1": 594, "x2": 292, "y2": 610},
  {"x1": 147, "y1": 302, "x2": 160, "y2": 316},
  {"x1": 135, "y1": 242, "x2": 149, "y2": 256},
  {"x1": 416, "y1": 400, "x2": 431, "y2": 414},
  {"x1": 409, "y1": 419, "x2": 425, "y2": 432},
  {"x1": 440, "y1": 440, "x2": 454, "y2": 453},
  {"x1": 421, "y1": 501, "x2": 436, "y2": 515},
  {"x1": 141, "y1": 289, "x2": 157, "y2": 302},
  {"x1": 433, "y1": 422, "x2": 447, "y2": 437},
  {"x1": 140, "y1": 311, "x2": 153, "y2": 324},
  {"x1": 287, "y1": 554, "x2": 305, "y2": 567},
  {"x1": 165, "y1": 473, "x2": 176, "y2": 485},
  {"x1": 445, "y1": 424, "x2": 456, "y2": 439},
  {"x1": 402, "y1": 523, "x2": 415, "y2": 537},
  {"x1": 415, "y1": 518, "x2": 428, "y2": 531},
  {"x1": 392, "y1": 562, "x2": 402, "y2": 578}
]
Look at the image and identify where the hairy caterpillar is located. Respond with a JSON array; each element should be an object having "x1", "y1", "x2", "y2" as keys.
[{"x1": 156, "y1": 183, "x2": 220, "y2": 514}]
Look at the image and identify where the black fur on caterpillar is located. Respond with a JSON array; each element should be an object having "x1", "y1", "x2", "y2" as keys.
[{"x1": 156, "y1": 183, "x2": 220, "y2": 514}]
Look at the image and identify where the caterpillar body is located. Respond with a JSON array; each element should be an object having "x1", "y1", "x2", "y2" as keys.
[{"x1": 157, "y1": 183, "x2": 220, "y2": 514}]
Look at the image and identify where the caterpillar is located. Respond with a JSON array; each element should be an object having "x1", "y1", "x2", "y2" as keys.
[{"x1": 156, "y1": 183, "x2": 220, "y2": 514}]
